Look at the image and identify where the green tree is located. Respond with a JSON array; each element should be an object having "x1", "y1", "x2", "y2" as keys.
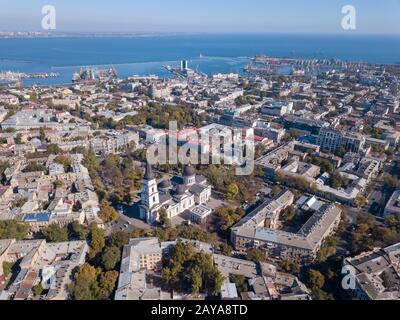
[
  {"x1": 220, "y1": 243, "x2": 232, "y2": 256},
  {"x1": 330, "y1": 171, "x2": 346, "y2": 189},
  {"x1": 355, "y1": 195, "x2": 368, "y2": 209},
  {"x1": 207, "y1": 268, "x2": 225, "y2": 297},
  {"x1": 43, "y1": 224, "x2": 68, "y2": 243},
  {"x1": 311, "y1": 288, "x2": 333, "y2": 300},
  {"x1": 10, "y1": 197, "x2": 28, "y2": 209},
  {"x1": 159, "y1": 208, "x2": 171, "y2": 229},
  {"x1": 2, "y1": 261, "x2": 16, "y2": 277},
  {"x1": 279, "y1": 259, "x2": 300, "y2": 275},
  {"x1": 99, "y1": 200, "x2": 119, "y2": 223},
  {"x1": 68, "y1": 221, "x2": 89, "y2": 240},
  {"x1": 385, "y1": 148, "x2": 395, "y2": 157},
  {"x1": 246, "y1": 248, "x2": 267, "y2": 263},
  {"x1": 22, "y1": 162, "x2": 46, "y2": 173},
  {"x1": 161, "y1": 241, "x2": 224, "y2": 297},
  {"x1": 191, "y1": 267, "x2": 203, "y2": 296},
  {"x1": 271, "y1": 185, "x2": 281, "y2": 196},
  {"x1": 47, "y1": 144, "x2": 62, "y2": 155},
  {"x1": 175, "y1": 225, "x2": 219, "y2": 247},
  {"x1": 215, "y1": 207, "x2": 243, "y2": 232},
  {"x1": 307, "y1": 269, "x2": 325, "y2": 290},
  {"x1": 54, "y1": 180, "x2": 64, "y2": 188},
  {"x1": 162, "y1": 267, "x2": 174, "y2": 288},
  {"x1": 108, "y1": 231, "x2": 130, "y2": 249},
  {"x1": 101, "y1": 246, "x2": 121, "y2": 271},
  {"x1": 317, "y1": 236, "x2": 338, "y2": 263},
  {"x1": 32, "y1": 283, "x2": 44, "y2": 297},
  {"x1": 98, "y1": 271, "x2": 119, "y2": 299},
  {"x1": 89, "y1": 224, "x2": 105, "y2": 260},
  {"x1": 282, "y1": 205, "x2": 296, "y2": 222},
  {"x1": 230, "y1": 275, "x2": 249, "y2": 292},
  {"x1": 0, "y1": 220, "x2": 28, "y2": 240},
  {"x1": 226, "y1": 183, "x2": 239, "y2": 200},
  {"x1": 83, "y1": 149, "x2": 100, "y2": 176},
  {"x1": 70, "y1": 263, "x2": 101, "y2": 300}
]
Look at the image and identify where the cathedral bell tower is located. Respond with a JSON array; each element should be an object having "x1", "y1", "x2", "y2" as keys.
[{"x1": 141, "y1": 163, "x2": 159, "y2": 209}]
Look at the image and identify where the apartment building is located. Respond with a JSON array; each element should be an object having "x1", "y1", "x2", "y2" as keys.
[
  {"x1": 231, "y1": 193, "x2": 342, "y2": 263},
  {"x1": 343, "y1": 243, "x2": 400, "y2": 300},
  {"x1": 0, "y1": 239, "x2": 88, "y2": 300},
  {"x1": 115, "y1": 238, "x2": 213, "y2": 300},
  {"x1": 317, "y1": 127, "x2": 365, "y2": 153}
]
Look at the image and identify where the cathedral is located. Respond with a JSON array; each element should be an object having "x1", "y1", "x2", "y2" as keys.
[{"x1": 139, "y1": 163, "x2": 212, "y2": 224}]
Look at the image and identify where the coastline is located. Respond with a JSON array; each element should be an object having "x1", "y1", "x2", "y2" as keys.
[{"x1": 1, "y1": 33, "x2": 400, "y2": 85}]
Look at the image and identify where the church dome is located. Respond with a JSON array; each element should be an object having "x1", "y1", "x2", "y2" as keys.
[
  {"x1": 176, "y1": 184, "x2": 186, "y2": 195},
  {"x1": 183, "y1": 164, "x2": 195, "y2": 177},
  {"x1": 158, "y1": 180, "x2": 171, "y2": 189}
]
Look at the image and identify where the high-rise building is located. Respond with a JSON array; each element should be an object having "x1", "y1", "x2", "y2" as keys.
[{"x1": 180, "y1": 59, "x2": 188, "y2": 71}]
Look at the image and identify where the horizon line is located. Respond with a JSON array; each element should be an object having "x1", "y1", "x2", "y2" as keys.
[{"x1": 1, "y1": 31, "x2": 400, "y2": 37}]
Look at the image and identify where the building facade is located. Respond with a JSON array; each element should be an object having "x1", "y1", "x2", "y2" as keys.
[
  {"x1": 317, "y1": 127, "x2": 365, "y2": 153},
  {"x1": 139, "y1": 164, "x2": 212, "y2": 224}
]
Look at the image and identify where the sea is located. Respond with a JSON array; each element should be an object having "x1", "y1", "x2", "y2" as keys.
[{"x1": 0, "y1": 33, "x2": 400, "y2": 86}]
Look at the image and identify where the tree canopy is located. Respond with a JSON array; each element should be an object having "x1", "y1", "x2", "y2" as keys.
[
  {"x1": 162, "y1": 241, "x2": 224, "y2": 297},
  {"x1": 0, "y1": 220, "x2": 28, "y2": 240},
  {"x1": 43, "y1": 224, "x2": 68, "y2": 243}
]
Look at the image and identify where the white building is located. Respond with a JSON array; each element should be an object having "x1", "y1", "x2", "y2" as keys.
[
  {"x1": 139, "y1": 164, "x2": 212, "y2": 224},
  {"x1": 261, "y1": 101, "x2": 293, "y2": 117}
]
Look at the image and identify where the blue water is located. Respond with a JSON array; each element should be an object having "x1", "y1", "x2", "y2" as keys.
[{"x1": 1, "y1": 34, "x2": 400, "y2": 85}]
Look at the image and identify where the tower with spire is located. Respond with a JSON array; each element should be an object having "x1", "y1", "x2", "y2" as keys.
[
  {"x1": 141, "y1": 163, "x2": 159, "y2": 213},
  {"x1": 139, "y1": 162, "x2": 212, "y2": 225}
]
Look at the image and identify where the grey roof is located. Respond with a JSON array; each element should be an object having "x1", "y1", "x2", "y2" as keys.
[
  {"x1": 159, "y1": 192, "x2": 172, "y2": 204},
  {"x1": 345, "y1": 243, "x2": 400, "y2": 300},
  {"x1": 233, "y1": 198, "x2": 342, "y2": 252},
  {"x1": 189, "y1": 184, "x2": 208, "y2": 195}
]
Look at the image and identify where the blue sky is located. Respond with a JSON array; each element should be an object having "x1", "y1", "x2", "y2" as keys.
[{"x1": 1, "y1": 0, "x2": 400, "y2": 34}]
